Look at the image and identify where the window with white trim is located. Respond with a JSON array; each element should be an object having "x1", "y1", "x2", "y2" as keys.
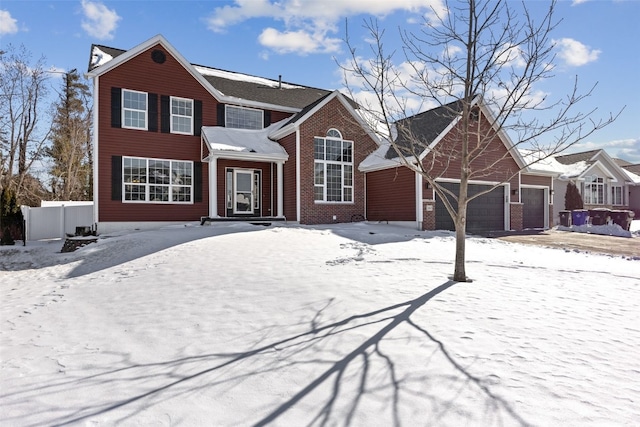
[
  {"x1": 314, "y1": 129, "x2": 353, "y2": 202},
  {"x1": 122, "y1": 89, "x2": 147, "y2": 130},
  {"x1": 584, "y1": 176, "x2": 605, "y2": 204},
  {"x1": 226, "y1": 105, "x2": 263, "y2": 130},
  {"x1": 171, "y1": 96, "x2": 193, "y2": 134},
  {"x1": 123, "y1": 156, "x2": 193, "y2": 203},
  {"x1": 611, "y1": 185, "x2": 623, "y2": 205}
]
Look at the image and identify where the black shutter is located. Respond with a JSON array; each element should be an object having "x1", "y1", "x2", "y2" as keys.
[
  {"x1": 263, "y1": 110, "x2": 271, "y2": 128},
  {"x1": 161, "y1": 95, "x2": 170, "y2": 133},
  {"x1": 194, "y1": 100, "x2": 202, "y2": 136},
  {"x1": 148, "y1": 93, "x2": 158, "y2": 132},
  {"x1": 194, "y1": 162, "x2": 203, "y2": 203},
  {"x1": 111, "y1": 87, "x2": 121, "y2": 128},
  {"x1": 112, "y1": 156, "x2": 122, "y2": 200},
  {"x1": 217, "y1": 103, "x2": 225, "y2": 127}
]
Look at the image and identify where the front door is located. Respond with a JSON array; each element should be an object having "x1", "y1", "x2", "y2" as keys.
[{"x1": 227, "y1": 168, "x2": 261, "y2": 216}]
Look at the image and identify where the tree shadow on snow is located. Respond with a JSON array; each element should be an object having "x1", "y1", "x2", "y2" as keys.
[{"x1": 0, "y1": 280, "x2": 532, "y2": 427}]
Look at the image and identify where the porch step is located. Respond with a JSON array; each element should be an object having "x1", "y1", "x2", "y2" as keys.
[{"x1": 200, "y1": 216, "x2": 286, "y2": 226}]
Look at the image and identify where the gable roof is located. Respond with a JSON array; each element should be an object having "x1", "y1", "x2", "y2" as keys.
[
  {"x1": 268, "y1": 90, "x2": 380, "y2": 145},
  {"x1": 554, "y1": 149, "x2": 601, "y2": 165},
  {"x1": 385, "y1": 100, "x2": 464, "y2": 160},
  {"x1": 622, "y1": 163, "x2": 640, "y2": 175},
  {"x1": 87, "y1": 35, "x2": 330, "y2": 112}
]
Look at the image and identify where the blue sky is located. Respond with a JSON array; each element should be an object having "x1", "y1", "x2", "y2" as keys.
[{"x1": 1, "y1": 0, "x2": 639, "y2": 162}]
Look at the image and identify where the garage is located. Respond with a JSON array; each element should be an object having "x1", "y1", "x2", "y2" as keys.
[
  {"x1": 521, "y1": 187, "x2": 545, "y2": 229},
  {"x1": 435, "y1": 182, "x2": 505, "y2": 234}
]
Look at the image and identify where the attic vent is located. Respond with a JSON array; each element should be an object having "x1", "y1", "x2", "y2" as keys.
[{"x1": 151, "y1": 49, "x2": 166, "y2": 64}]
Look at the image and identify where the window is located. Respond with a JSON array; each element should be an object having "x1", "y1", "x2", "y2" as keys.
[
  {"x1": 122, "y1": 89, "x2": 147, "y2": 130},
  {"x1": 226, "y1": 105, "x2": 263, "y2": 130},
  {"x1": 584, "y1": 176, "x2": 605, "y2": 204},
  {"x1": 123, "y1": 156, "x2": 192, "y2": 203},
  {"x1": 611, "y1": 186, "x2": 623, "y2": 205},
  {"x1": 171, "y1": 97, "x2": 193, "y2": 134},
  {"x1": 314, "y1": 129, "x2": 353, "y2": 203}
]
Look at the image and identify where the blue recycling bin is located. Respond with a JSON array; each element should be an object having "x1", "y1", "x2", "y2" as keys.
[{"x1": 571, "y1": 209, "x2": 588, "y2": 226}]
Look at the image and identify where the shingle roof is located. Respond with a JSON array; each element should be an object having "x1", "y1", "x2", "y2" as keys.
[
  {"x1": 554, "y1": 149, "x2": 600, "y2": 165},
  {"x1": 88, "y1": 43, "x2": 330, "y2": 110},
  {"x1": 385, "y1": 100, "x2": 464, "y2": 159},
  {"x1": 622, "y1": 164, "x2": 640, "y2": 175}
]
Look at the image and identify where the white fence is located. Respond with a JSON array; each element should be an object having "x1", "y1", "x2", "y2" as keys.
[{"x1": 21, "y1": 203, "x2": 93, "y2": 241}]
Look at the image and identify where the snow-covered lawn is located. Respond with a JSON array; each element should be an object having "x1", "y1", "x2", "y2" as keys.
[{"x1": 1, "y1": 222, "x2": 638, "y2": 426}]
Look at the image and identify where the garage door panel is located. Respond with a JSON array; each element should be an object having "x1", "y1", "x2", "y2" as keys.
[
  {"x1": 522, "y1": 187, "x2": 545, "y2": 229},
  {"x1": 435, "y1": 182, "x2": 505, "y2": 234}
]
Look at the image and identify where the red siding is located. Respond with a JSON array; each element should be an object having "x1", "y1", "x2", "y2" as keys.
[
  {"x1": 521, "y1": 174, "x2": 552, "y2": 187},
  {"x1": 97, "y1": 43, "x2": 294, "y2": 223},
  {"x1": 297, "y1": 97, "x2": 378, "y2": 225},
  {"x1": 97, "y1": 44, "x2": 212, "y2": 222},
  {"x1": 366, "y1": 167, "x2": 416, "y2": 221}
]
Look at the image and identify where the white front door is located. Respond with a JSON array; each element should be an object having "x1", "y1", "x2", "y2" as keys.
[{"x1": 233, "y1": 169, "x2": 254, "y2": 214}]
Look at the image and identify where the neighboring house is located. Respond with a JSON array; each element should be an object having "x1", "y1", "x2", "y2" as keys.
[
  {"x1": 86, "y1": 35, "x2": 378, "y2": 233},
  {"x1": 621, "y1": 163, "x2": 640, "y2": 217},
  {"x1": 360, "y1": 99, "x2": 554, "y2": 234},
  {"x1": 87, "y1": 34, "x2": 550, "y2": 235},
  {"x1": 530, "y1": 149, "x2": 639, "y2": 224}
]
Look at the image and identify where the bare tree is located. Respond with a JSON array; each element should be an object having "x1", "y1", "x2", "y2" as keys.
[
  {"x1": 343, "y1": 0, "x2": 618, "y2": 282},
  {"x1": 47, "y1": 69, "x2": 93, "y2": 201},
  {"x1": 0, "y1": 44, "x2": 52, "y2": 204}
]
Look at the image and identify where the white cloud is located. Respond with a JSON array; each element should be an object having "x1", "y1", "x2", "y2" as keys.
[
  {"x1": 259, "y1": 27, "x2": 341, "y2": 55},
  {"x1": 573, "y1": 138, "x2": 640, "y2": 163},
  {"x1": 80, "y1": 0, "x2": 121, "y2": 40},
  {"x1": 206, "y1": 0, "x2": 446, "y2": 55},
  {"x1": 571, "y1": 0, "x2": 590, "y2": 5},
  {"x1": 553, "y1": 38, "x2": 600, "y2": 67},
  {"x1": 0, "y1": 9, "x2": 18, "y2": 35}
]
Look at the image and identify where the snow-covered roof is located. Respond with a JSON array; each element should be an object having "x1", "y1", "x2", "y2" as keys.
[
  {"x1": 193, "y1": 66, "x2": 303, "y2": 90},
  {"x1": 520, "y1": 149, "x2": 588, "y2": 178},
  {"x1": 89, "y1": 46, "x2": 114, "y2": 69},
  {"x1": 622, "y1": 168, "x2": 640, "y2": 184},
  {"x1": 358, "y1": 142, "x2": 407, "y2": 172},
  {"x1": 202, "y1": 119, "x2": 289, "y2": 161}
]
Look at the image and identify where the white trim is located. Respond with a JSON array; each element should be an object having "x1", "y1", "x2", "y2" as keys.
[
  {"x1": 520, "y1": 184, "x2": 550, "y2": 229},
  {"x1": 417, "y1": 116, "x2": 462, "y2": 162},
  {"x1": 92, "y1": 75, "x2": 99, "y2": 226},
  {"x1": 296, "y1": 126, "x2": 301, "y2": 222},
  {"x1": 415, "y1": 172, "x2": 423, "y2": 228},
  {"x1": 232, "y1": 169, "x2": 256, "y2": 215},
  {"x1": 277, "y1": 161, "x2": 284, "y2": 217},
  {"x1": 579, "y1": 161, "x2": 617, "y2": 181},
  {"x1": 122, "y1": 156, "x2": 194, "y2": 204},
  {"x1": 209, "y1": 157, "x2": 218, "y2": 217},
  {"x1": 86, "y1": 34, "x2": 301, "y2": 114},
  {"x1": 121, "y1": 89, "x2": 148, "y2": 130},
  {"x1": 205, "y1": 150, "x2": 287, "y2": 163},
  {"x1": 169, "y1": 96, "x2": 194, "y2": 135},
  {"x1": 270, "y1": 91, "x2": 381, "y2": 146}
]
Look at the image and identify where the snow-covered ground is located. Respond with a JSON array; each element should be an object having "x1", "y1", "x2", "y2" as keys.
[{"x1": 1, "y1": 222, "x2": 639, "y2": 426}]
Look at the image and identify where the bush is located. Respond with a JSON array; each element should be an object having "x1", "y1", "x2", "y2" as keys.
[
  {"x1": 564, "y1": 182, "x2": 584, "y2": 210},
  {"x1": 0, "y1": 188, "x2": 24, "y2": 244}
]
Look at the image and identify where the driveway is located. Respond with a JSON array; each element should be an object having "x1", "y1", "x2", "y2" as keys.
[{"x1": 490, "y1": 229, "x2": 640, "y2": 258}]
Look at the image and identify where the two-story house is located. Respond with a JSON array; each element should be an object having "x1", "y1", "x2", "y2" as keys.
[{"x1": 87, "y1": 35, "x2": 552, "y2": 235}]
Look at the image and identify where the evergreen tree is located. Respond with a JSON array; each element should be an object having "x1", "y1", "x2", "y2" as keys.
[
  {"x1": 47, "y1": 69, "x2": 92, "y2": 200},
  {"x1": 1, "y1": 187, "x2": 23, "y2": 245},
  {"x1": 564, "y1": 182, "x2": 584, "y2": 210}
]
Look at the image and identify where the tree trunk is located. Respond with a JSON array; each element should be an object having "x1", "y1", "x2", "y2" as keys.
[{"x1": 453, "y1": 200, "x2": 468, "y2": 282}]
